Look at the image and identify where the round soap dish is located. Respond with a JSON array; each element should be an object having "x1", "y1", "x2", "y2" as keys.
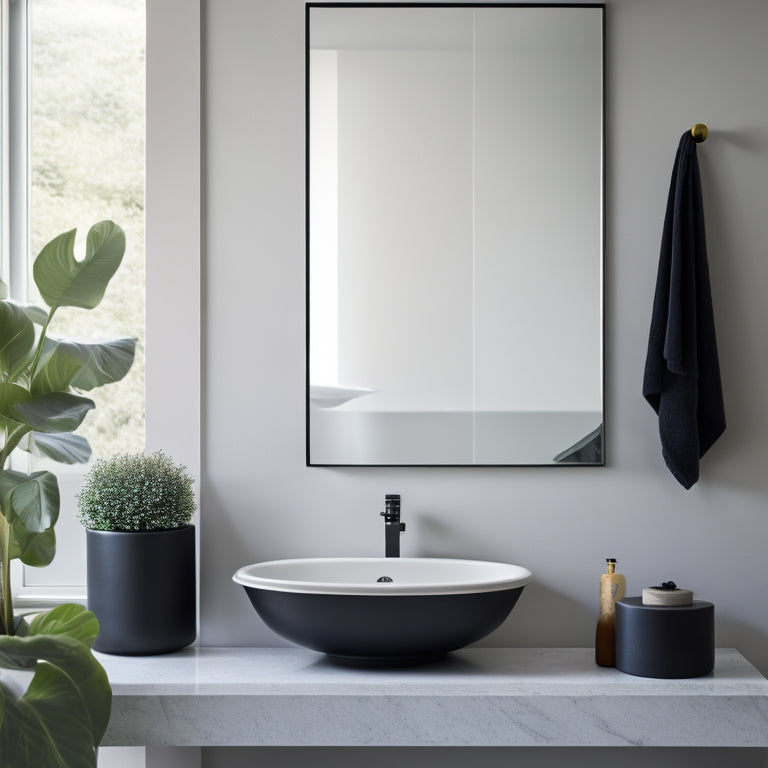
[{"x1": 642, "y1": 586, "x2": 693, "y2": 606}]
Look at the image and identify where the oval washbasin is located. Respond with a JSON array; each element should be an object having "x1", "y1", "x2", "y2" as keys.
[{"x1": 233, "y1": 557, "x2": 532, "y2": 663}]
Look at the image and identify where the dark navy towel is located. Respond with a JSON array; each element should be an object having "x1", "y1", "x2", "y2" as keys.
[{"x1": 642, "y1": 131, "x2": 725, "y2": 489}]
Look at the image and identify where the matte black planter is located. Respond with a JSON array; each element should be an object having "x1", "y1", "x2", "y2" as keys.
[{"x1": 87, "y1": 526, "x2": 196, "y2": 655}]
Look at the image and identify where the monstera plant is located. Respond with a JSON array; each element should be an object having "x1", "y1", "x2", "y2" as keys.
[{"x1": 0, "y1": 221, "x2": 136, "y2": 766}]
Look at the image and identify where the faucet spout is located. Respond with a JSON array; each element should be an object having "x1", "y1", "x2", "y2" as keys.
[{"x1": 380, "y1": 494, "x2": 405, "y2": 558}]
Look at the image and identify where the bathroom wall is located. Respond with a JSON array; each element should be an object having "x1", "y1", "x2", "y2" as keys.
[{"x1": 202, "y1": 0, "x2": 768, "y2": 765}]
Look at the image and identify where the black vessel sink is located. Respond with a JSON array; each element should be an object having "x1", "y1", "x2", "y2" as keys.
[{"x1": 233, "y1": 557, "x2": 532, "y2": 664}]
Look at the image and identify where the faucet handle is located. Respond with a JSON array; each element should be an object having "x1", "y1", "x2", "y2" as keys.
[
  {"x1": 381, "y1": 494, "x2": 401, "y2": 522},
  {"x1": 379, "y1": 513, "x2": 405, "y2": 531},
  {"x1": 380, "y1": 509, "x2": 404, "y2": 524}
]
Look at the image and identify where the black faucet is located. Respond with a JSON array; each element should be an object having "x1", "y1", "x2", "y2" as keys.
[{"x1": 380, "y1": 494, "x2": 405, "y2": 558}]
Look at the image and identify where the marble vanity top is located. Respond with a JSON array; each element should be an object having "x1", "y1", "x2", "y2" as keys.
[{"x1": 98, "y1": 647, "x2": 768, "y2": 748}]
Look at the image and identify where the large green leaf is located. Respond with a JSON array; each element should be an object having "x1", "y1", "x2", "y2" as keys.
[
  {"x1": 29, "y1": 606, "x2": 110, "y2": 740},
  {"x1": 32, "y1": 336, "x2": 136, "y2": 395},
  {"x1": 9, "y1": 525, "x2": 56, "y2": 567},
  {"x1": 0, "y1": 301, "x2": 36, "y2": 379},
  {"x1": 0, "y1": 471, "x2": 56, "y2": 565},
  {"x1": 0, "y1": 470, "x2": 36, "y2": 516},
  {"x1": 31, "y1": 340, "x2": 85, "y2": 396},
  {"x1": 32, "y1": 221, "x2": 125, "y2": 312},
  {"x1": 29, "y1": 605, "x2": 99, "y2": 648},
  {"x1": 0, "y1": 469, "x2": 59, "y2": 538},
  {"x1": 23, "y1": 432, "x2": 92, "y2": 465},
  {"x1": 0, "y1": 469, "x2": 59, "y2": 568},
  {"x1": 0, "y1": 611, "x2": 112, "y2": 768},
  {"x1": 10, "y1": 391, "x2": 95, "y2": 433},
  {"x1": 0, "y1": 382, "x2": 31, "y2": 430},
  {"x1": 70, "y1": 337, "x2": 136, "y2": 391},
  {"x1": 1, "y1": 471, "x2": 19, "y2": 522},
  {"x1": 8, "y1": 472, "x2": 60, "y2": 533},
  {"x1": 20, "y1": 304, "x2": 50, "y2": 326},
  {"x1": 2, "y1": 660, "x2": 97, "y2": 767}
]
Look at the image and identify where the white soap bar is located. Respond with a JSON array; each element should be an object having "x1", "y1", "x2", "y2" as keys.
[{"x1": 642, "y1": 587, "x2": 694, "y2": 606}]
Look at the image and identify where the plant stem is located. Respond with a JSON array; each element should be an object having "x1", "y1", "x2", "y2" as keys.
[
  {"x1": 28, "y1": 308, "x2": 55, "y2": 384},
  {"x1": 0, "y1": 514, "x2": 13, "y2": 635},
  {"x1": 0, "y1": 437, "x2": 12, "y2": 635},
  {"x1": 3, "y1": 427, "x2": 27, "y2": 462},
  {"x1": 1, "y1": 421, "x2": 29, "y2": 636}
]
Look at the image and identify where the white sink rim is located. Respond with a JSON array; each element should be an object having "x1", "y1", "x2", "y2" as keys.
[{"x1": 232, "y1": 557, "x2": 533, "y2": 597}]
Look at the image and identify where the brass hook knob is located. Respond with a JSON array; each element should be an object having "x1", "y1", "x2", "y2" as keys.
[{"x1": 691, "y1": 123, "x2": 709, "y2": 143}]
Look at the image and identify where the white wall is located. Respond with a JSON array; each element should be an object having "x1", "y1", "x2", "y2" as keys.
[
  {"x1": 202, "y1": 0, "x2": 768, "y2": 765},
  {"x1": 308, "y1": 49, "x2": 339, "y2": 387},
  {"x1": 473, "y1": 13, "x2": 602, "y2": 413},
  {"x1": 337, "y1": 48, "x2": 474, "y2": 410}
]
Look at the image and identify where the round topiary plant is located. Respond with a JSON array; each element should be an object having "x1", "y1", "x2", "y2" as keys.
[{"x1": 77, "y1": 450, "x2": 196, "y2": 531}]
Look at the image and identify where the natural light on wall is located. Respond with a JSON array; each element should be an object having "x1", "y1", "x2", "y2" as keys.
[
  {"x1": 19, "y1": 0, "x2": 146, "y2": 592},
  {"x1": 309, "y1": 49, "x2": 338, "y2": 386}
]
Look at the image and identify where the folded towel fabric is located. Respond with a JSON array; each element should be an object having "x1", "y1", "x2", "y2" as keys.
[{"x1": 642, "y1": 131, "x2": 725, "y2": 489}]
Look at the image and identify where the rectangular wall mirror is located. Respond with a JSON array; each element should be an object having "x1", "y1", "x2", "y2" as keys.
[{"x1": 307, "y1": 3, "x2": 604, "y2": 466}]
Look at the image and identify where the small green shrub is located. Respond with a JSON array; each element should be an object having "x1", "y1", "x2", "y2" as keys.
[{"x1": 77, "y1": 450, "x2": 195, "y2": 531}]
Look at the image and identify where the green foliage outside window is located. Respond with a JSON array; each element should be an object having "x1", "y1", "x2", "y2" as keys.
[{"x1": 30, "y1": 0, "x2": 146, "y2": 458}]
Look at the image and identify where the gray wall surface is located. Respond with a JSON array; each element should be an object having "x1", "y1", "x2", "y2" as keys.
[{"x1": 201, "y1": 0, "x2": 768, "y2": 764}]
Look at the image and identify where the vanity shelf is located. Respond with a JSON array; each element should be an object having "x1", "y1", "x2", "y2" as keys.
[{"x1": 100, "y1": 647, "x2": 768, "y2": 749}]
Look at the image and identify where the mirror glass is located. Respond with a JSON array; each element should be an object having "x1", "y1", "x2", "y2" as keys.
[{"x1": 307, "y1": 4, "x2": 604, "y2": 466}]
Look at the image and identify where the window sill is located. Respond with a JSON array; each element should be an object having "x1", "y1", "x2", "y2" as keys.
[{"x1": 14, "y1": 593, "x2": 87, "y2": 609}]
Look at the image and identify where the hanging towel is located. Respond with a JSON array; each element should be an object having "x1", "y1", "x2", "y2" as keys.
[{"x1": 642, "y1": 131, "x2": 725, "y2": 489}]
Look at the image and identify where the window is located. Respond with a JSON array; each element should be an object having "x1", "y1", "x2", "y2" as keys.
[
  {"x1": 4, "y1": 0, "x2": 146, "y2": 599},
  {"x1": 28, "y1": 0, "x2": 146, "y2": 460},
  {"x1": 2, "y1": 0, "x2": 200, "y2": 604}
]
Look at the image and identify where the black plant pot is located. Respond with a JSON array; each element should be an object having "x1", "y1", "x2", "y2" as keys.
[{"x1": 87, "y1": 525, "x2": 196, "y2": 655}]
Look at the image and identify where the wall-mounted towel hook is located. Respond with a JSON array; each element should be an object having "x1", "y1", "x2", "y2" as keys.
[{"x1": 691, "y1": 123, "x2": 709, "y2": 143}]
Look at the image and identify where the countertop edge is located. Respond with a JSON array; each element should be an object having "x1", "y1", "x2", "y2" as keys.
[{"x1": 99, "y1": 647, "x2": 768, "y2": 748}]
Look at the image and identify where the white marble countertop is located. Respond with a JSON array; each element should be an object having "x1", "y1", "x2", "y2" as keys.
[{"x1": 98, "y1": 647, "x2": 768, "y2": 748}]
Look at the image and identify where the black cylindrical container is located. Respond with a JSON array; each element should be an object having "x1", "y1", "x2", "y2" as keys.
[
  {"x1": 615, "y1": 596, "x2": 714, "y2": 678},
  {"x1": 87, "y1": 526, "x2": 196, "y2": 655}
]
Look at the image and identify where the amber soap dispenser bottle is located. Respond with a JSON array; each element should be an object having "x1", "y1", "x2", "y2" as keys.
[{"x1": 595, "y1": 558, "x2": 626, "y2": 667}]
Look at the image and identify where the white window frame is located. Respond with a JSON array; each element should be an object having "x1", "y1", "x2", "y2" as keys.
[
  {"x1": 0, "y1": 1, "x2": 8, "y2": 289},
  {"x1": 3, "y1": 0, "x2": 201, "y2": 608}
]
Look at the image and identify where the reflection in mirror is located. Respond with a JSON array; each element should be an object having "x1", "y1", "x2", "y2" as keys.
[{"x1": 308, "y1": 4, "x2": 604, "y2": 466}]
